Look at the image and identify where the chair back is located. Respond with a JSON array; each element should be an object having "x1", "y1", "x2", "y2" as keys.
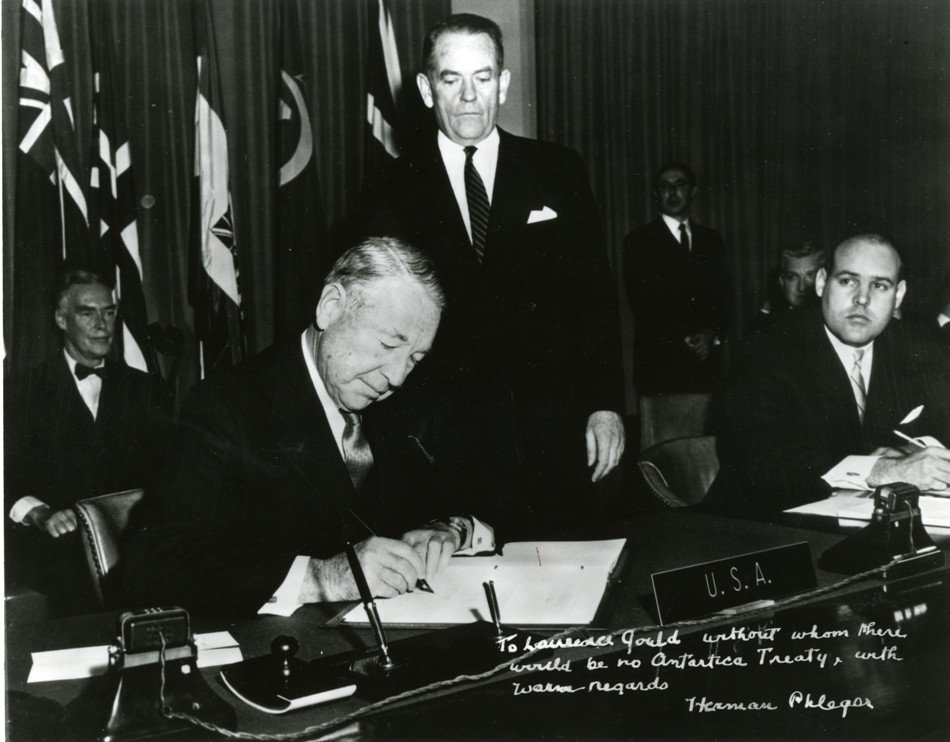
[
  {"x1": 637, "y1": 436, "x2": 719, "y2": 507},
  {"x1": 74, "y1": 488, "x2": 144, "y2": 606},
  {"x1": 639, "y1": 393, "x2": 712, "y2": 451}
]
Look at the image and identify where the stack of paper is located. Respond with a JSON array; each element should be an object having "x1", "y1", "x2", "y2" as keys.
[{"x1": 343, "y1": 539, "x2": 626, "y2": 627}]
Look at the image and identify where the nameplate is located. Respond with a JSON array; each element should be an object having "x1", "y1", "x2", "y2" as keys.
[{"x1": 651, "y1": 542, "x2": 816, "y2": 624}]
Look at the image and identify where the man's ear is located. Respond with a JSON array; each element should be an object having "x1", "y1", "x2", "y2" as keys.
[
  {"x1": 815, "y1": 267, "x2": 828, "y2": 298},
  {"x1": 54, "y1": 307, "x2": 67, "y2": 332},
  {"x1": 895, "y1": 279, "x2": 907, "y2": 309},
  {"x1": 314, "y1": 283, "x2": 347, "y2": 331},
  {"x1": 416, "y1": 73, "x2": 434, "y2": 108},
  {"x1": 498, "y1": 68, "x2": 511, "y2": 105}
]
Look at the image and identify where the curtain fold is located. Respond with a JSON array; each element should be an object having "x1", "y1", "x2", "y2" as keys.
[{"x1": 536, "y1": 0, "x2": 950, "y2": 374}]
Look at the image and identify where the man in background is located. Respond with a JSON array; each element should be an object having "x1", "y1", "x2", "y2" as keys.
[
  {"x1": 708, "y1": 234, "x2": 950, "y2": 520},
  {"x1": 4, "y1": 270, "x2": 164, "y2": 614},
  {"x1": 751, "y1": 242, "x2": 824, "y2": 331},
  {"x1": 123, "y1": 238, "x2": 494, "y2": 616},
  {"x1": 624, "y1": 162, "x2": 733, "y2": 394},
  {"x1": 367, "y1": 14, "x2": 625, "y2": 538}
]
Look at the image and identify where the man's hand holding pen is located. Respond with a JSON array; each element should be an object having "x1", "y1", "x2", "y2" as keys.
[
  {"x1": 401, "y1": 525, "x2": 461, "y2": 582},
  {"x1": 868, "y1": 446, "x2": 950, "y2": 492}
]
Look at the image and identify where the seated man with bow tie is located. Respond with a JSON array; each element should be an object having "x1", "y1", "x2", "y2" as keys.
[
  {"x1": 122, "y1": 237, "x2": 494, "y2": 616},
  {"x1": 5, "y1": 269, "x2": 164, "y2": 613},
  {"x1": 706, "y1": 234, "x2": 950, "y2": 521}
]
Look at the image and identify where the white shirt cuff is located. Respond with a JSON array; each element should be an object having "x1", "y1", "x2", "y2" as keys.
[
  {"x1": 822, "y1": 455, "x2": 881, "y2": 490},
  {"x1": 258, "y1": 555, "x2": 309, "y2": 616},
  {"x1": 455, "y1": 515, "x2": 495, "y2": 555},
  {"x1": 10, "y1": 496, "x2": 47, "y2": 524}
]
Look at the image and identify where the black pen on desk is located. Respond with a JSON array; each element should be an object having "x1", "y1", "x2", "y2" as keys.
[
  {"x1": 483, "y1": 580, "x2": 503, "y2": 636},
  {"x1": 347, "y1": 508, "x2": 434, "y2": 593},
  {"x1": 344, "y1": 541, "x2": 395, "y2": 670}
]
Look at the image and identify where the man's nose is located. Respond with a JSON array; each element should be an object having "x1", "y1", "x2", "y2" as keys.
[
  {"x1": 381, "y1": 357, "x2": 412, "y2": 389},
  {"x1": 460, "y1": 78, "x2": 477, "y2": 101},
  {"x1": 92, "y1": 311, "x2": 108, "y2": 329},
  {"x1": 854, "y1": 285, "x2": 871, "y2": 305}
]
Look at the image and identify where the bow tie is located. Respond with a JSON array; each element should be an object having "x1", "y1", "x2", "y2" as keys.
[{"x1": 75, "y1": 365, "x2": 106, "y2": 381}]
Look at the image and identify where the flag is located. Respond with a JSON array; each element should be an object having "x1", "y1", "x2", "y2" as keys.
[
  {"x1": 13, "y1": 0, "x2": 92, "y2": 367},
  {"x1": 364, "y1": 0, "x2": 403, "y2": 172},
  {"x1": 89, "y1": 0, "x2": 153, "y2": 373},
  {"x1": 190, "y1": 2, "x2": 245, "y2": 378},
  {"x1": 275, "y1": 0, "x2": 329, "y2": 340}
]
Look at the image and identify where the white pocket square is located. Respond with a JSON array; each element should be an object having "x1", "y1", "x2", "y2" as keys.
[{"x1": 527, "y1": 206, "x2": 558, "y2": 224}]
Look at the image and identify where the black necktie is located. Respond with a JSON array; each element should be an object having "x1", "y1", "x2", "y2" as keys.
[
  {"x1": 75, "y1": 365, "x2": 106, "y2": 380},
  {"x1": 464, "y1": 145, "x2": 490, "y2": 262},
  {"x1": 679, "y1": 223, "x2": 690, "y2": 253},
  {"x1": 340, "y1": 410, "x2": 374, "y2": 492}
]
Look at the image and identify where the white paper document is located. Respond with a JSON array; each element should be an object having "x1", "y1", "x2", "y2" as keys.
[
  {"x1": 343, "y1": 539, "x2": 627, "y2": 627},
  {"x1": 786, "y1": 490, "x2": 950, "y2": 529},
  {"x1": 28, "y1": 631, "x2": 242, "y2": 683}
]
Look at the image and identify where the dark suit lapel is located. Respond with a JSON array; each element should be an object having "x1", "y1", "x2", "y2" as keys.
[
  {"x1": 805, "y1": 319, "x2": 864, "y2": 440},
  {"x1": 53, "y1": 354, "x2": 97, "y2": 429},
  {"x1": 269, "y1": 348, "x2": 356, "y2": 516},
  {"x1": 415, "y1": 138, "x2": 472, "y2": 255}
]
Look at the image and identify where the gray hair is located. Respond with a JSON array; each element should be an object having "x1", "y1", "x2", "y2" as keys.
[
  {"x1": 780, "y1": 241, "x2": 825, "y2": 267},
  {"x1": 325, "y1": 236, "x2": 446, "y2": 309},
  {"x1": 53, "y1": 269, "x2": 112, "y2": 310},
  {"x1": 423, "y1": 13, "x2": 504, "y2": 79}
]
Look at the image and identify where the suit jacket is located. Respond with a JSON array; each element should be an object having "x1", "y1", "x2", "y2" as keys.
[
  {"x1": 705, "y1": 310, "x2": 949, "y2": 520},
  {"x1": 4, "y1": 353, "x2": 160, "y2": 512},
  {"x1": 623, "y1": 217, "x2": 732, "y2": 393},
  {"x1": 121, "y1": 343, "x2": 471, "y2": 616},
  {"x1": 4, "y1": 353, "x2": 163, "y2": 613},
  {"x1": 368, "y1": 128, "x2": 623, "y2": 420}
]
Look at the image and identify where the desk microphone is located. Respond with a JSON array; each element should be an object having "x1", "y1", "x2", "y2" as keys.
[{"x1": 345, "y1": 542, "x2": 396, "y2": 670}]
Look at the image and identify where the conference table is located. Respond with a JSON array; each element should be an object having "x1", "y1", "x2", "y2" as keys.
[{"x1": 7, "y1": 510, "x2": 950, "y2": 740}]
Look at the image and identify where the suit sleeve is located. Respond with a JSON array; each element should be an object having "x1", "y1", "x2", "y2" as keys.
[
  {"x1": 713, "y1": 336, "x2": 837, "y2": 516},
  {"x1": 122, "y1": 385, "x2": 295, "y2": 616}
]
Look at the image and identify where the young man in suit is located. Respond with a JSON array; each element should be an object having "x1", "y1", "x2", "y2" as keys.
[
  {"x1": 708, "y1": 234, "x2": 950, "y2": 520},
  {"x1": 4, "y1": 270, "x2": 163, "y2": 613},
  {"x1": 623, "y1": 162, "x2": 733, "y2": 393},
  {"x1": 122, "y1": 238, "x2": 494, "y2": 616},
  {"x1": 367, "y1": 14, "x2": 625, "y2": 539}
]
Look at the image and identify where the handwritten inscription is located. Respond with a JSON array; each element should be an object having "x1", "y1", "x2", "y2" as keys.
[{"x1": 506, "y1": 619, "x2": 908, "y2": 720}]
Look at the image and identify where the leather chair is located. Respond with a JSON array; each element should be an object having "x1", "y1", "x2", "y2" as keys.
[
  {"x1": 639, "y1": 393, "x2": 712, "y2": 451},
  {"x1": 74, "y1": 489, "x2": 144, "y2": 606},
  {"x1": 637, "y1": 436, "x2": 719, "y2": 507}
]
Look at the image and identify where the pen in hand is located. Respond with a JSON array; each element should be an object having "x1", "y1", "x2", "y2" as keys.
[
  {"x1": 347, "y1": 508, "x2": 434, "y2": 593},
  {"x1": 893, "y1": 430, "x2": 926, "y2": 449}
]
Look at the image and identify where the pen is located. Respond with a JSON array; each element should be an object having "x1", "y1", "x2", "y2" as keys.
[
  {"x1": 893, "y1": 430, "x2": 926, "y2": 449},
  {"x1": 345, "y1": 541, "x2": 395, "y2": 669},
  {"x1": 347, "y1": 508, "x2": 434, "y2": 593},
  {"x1": 483, "y1": 580, "x2": 503, "y2": 636}
]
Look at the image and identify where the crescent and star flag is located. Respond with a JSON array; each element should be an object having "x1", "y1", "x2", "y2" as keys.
[
  {"x1": 364, "y1": 0, "x2": 403, "y2": 172},
  {"x1": 275, "y1": 0, "x2": 329, "y2": 339},
  {"x1": 89, "y1": 0, "x2": 153, "y2": 374},
  {"x1": 190, "y1": 2, "x2": 246, "y2": 378}
]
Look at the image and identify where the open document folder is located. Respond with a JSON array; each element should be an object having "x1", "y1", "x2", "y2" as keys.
[
  {"x1": 786, "y1": 490, "x2": 950, "y2": 529},
  {"x1": 341, "y1": 539, "x2": 627, "y2": 628}
]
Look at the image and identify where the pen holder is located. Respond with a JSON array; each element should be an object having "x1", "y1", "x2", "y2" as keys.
[{"x1": 342, "y1": 622, "x2": 534, "y2": 701}]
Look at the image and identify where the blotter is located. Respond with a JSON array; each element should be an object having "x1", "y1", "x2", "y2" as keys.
[{"x1": 342, "y1": 539, "x2": 626, "y2": 627}]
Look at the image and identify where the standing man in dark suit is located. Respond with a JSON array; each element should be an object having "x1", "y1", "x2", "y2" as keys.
[
  {"x1": 708, "y1": 234, "x2": 950, "y2": 521},
  {"x1": 367, "y1": 14, "x2": 625, "y2": 538},
  {"x1": 123, "y1": 238, "x2": 494, "y2": 616},
  {"x1": 4, "y1": 270, "x2": 163, "y2": 613},
  {"x1": 623, "y1": 163, "x2": 732, "y2": 393}
]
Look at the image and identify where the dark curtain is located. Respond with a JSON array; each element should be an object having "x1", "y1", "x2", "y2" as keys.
[
  {"x1": 3, "y1": 0, "x2": 447, "y2": 392},
  {"x1": 536, "y1": 0, "x2": 950, "y2": 401}
]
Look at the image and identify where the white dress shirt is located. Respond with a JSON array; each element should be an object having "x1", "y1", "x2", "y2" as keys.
[
  {"x1": 661, "y1": 214, "x2": 691, "y2": 248},
  {"x1": 438, "y1": 127, "x2": 500, "y2": 243}
]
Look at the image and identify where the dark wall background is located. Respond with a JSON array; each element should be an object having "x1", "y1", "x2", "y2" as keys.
[
  {"x1": 4, "y1": 0, "x2": 949, "y2": 403},
  {"x1": 535, "y1": 0, "x2": 950, "y2": 404}
]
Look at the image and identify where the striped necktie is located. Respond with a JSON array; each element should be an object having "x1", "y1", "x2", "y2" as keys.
[
  {"x1": 849, "y1": 349, "x2": 867, "y2": 423},
  {"x1": 464, "y1": 145, "x2": 490, "y2": 262},
  {"x1": 340, "y1": 411, "x2": 374, "y2": 492}
]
